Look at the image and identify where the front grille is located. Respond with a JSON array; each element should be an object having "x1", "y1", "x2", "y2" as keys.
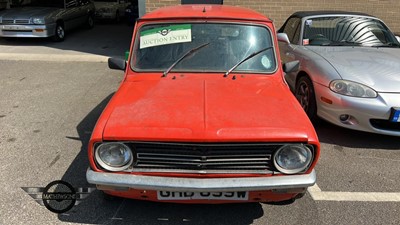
[
  {"x1": 2, "y1": 19, "x2": 15, "y2": 24},
  {"x1": 125, "y1": 142, "x2": 289, "y2": 174},
  {"x1": 15, "y1": 19, "x2": 30, "y2": 24},
  {"x1": 1, "y1": 19, "x2": 30, "y2": 24},
  {"x1": 370, "y1": 119, "x2": 400, "y2": 131}
]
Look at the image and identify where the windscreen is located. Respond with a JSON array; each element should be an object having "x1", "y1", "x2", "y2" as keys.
[
  {"x1": 303, "y1": 16, "x2": 399, "y2": 46},
  {"x1": 132, "y1": 23, "x2": 277, "y2": 73}
]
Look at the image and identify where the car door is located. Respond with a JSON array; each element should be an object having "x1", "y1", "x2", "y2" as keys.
[
  {"x1": 278, "y1": 16, "x2": 301, "y2": 89},
  {"x1": 64, "y1": 0, "x2": 90, "y2": 30}
]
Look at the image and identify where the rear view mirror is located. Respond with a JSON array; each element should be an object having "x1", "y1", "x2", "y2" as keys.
[{"x1": 108, "y1": 57, "x2": 126, "y2": 71}]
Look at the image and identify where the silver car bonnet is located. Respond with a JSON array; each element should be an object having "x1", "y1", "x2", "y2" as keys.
[
  {"x1": 307, "y1": 46, "x2": 400, "y2": 93},
  {"x1": 0, "y1": 7, "x2": 60, "y2": 19}
]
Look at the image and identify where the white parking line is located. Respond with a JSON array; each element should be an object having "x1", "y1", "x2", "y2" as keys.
[
  {"x1": 308, "y1": 184, "x2": 400, "y2": 202},
  {"x1": 0, "y1": 53, "x2": 109, "y2": 62}
]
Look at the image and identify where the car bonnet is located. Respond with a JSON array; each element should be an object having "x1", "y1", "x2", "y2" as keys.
[
  {"x1": 101, "y1": 77, "x2": 314, "y2": 142},
  {"x1": 308, "y1": 46, "x2": 400, "y2": 92}
]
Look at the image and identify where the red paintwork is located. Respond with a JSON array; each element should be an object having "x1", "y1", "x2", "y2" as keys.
[
  {"x1": 88, "y1": 4, "x2": 320, "y2": 203},
  {"x1": 140, "y1": 4, "x2": 272, "y2": 23},
  {"x1": 104, "y1": 189, "x2": 299, "y2": 204}
]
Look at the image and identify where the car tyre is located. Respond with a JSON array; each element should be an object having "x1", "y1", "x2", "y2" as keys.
[
  {"x1": 52, "y1": 23, "x2": 65, "y2": 42},
  {"x1": 295, "y1": 76, "x2": 318, "y2": 122}
]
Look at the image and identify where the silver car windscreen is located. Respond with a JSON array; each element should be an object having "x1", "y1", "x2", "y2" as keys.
[{"x1": 303, "y1": 17, "x2": 398, "y2": 46}]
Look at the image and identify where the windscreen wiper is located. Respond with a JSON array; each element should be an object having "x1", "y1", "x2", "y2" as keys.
[
  {"x1": 162, "y1": 42, "x2": 210, "y2": 77},
  {"x1": 224, "y1": 47, "x2": 273, "y2": 78}
]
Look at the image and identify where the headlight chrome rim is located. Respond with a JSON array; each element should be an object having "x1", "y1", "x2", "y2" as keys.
[
  {"x1": 95, "y1": 142, "x2": 133, "y2": 171},
  {"x1": 273, "y1": 144, "x2": 313, "y2": 174},
  {"x1": 329, "y1": 80, "x2": 377, "y2": 98}
]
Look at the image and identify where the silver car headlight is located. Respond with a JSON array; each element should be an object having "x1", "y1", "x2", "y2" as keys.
[
  {"x1": 329, "y1": 80, "x2": 377, "y2": 98},
  {"x1": 273, "y1": 144, "x2": 313, "y2": 174},
  {"x1": 31, "y1": 18, "x2": 45, "y2": 25},
  {"x1": 95, "y1": 143, "x2": 133, "y2": 171}
]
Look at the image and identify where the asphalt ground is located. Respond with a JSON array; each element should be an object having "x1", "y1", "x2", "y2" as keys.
[{"x1": 0, "y1": 23, "x2": 399, "y2": 225}]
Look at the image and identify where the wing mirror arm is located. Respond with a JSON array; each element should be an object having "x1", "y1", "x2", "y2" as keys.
[{"x1": 108, "y1": 57, "x2": 126, "y2": 71}]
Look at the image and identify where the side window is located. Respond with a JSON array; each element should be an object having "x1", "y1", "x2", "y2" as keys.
[
  {"x1": 79, "y1": 0, "x2": 90, "y2": 5},
  {"x1": 66, "y1": 0, "x2": 78, "y2": 8},
  {"x1": 282, "y1": 17, "x2": 301, "y2": 44}
]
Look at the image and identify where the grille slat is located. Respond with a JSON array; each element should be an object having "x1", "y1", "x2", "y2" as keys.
[
  {"x1": 1, "y1": 19, "x2": 30, "y2": 24},
  {"x1": 126, "y1": 142, "x2": 285, "y2": 173}
]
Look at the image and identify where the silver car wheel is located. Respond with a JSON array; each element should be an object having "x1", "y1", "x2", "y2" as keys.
[
  {"x1": 296, "y1": 81, "x2": 310, "y2": 110},
  {"x1": 295, "y1": 76, "x2": 317, "y2": 121},
  {"x1": 57, "y1": 26, "x2": 64, "y2": 39},
  {"x1": 52, "y1": 23, "x2": 65, "y2": 42}
]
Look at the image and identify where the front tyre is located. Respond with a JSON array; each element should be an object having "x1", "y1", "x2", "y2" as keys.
[
  {"x1": 52, "y1": 23, "x2": 65, "y2": 42},
  {"x1": 295, "y1": 76, "x2": 318, "y2": 122}
]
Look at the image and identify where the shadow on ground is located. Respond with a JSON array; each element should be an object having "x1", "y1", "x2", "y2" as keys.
[
  {"x1": 58, "y1": 93, "x2": 264, "y2": 224},
  {"x1": 313, "y1": 119, "x2": 400, "y2": 150}
]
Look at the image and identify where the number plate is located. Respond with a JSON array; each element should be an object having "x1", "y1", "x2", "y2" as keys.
[
  {"x1": 389, "y1": 107, "x2": 400, "y2": 122},
  {"x1": 157, "y1": 191, "x2": 249, "y2": 201}
]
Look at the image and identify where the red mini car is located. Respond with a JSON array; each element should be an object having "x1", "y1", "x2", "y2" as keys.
[{"x1": 86, "y1": 4, "x2": 320, "y2": 204}]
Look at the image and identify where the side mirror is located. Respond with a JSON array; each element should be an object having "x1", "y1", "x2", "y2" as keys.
[
  {"x1": 108, "y1": 57, "x2": 126, "y2": 71},
  {"x1": 396, "y1": 36, "x2": 400, "y2": 43},
  {"x1": 277, "y1": 33, "x2": 290, "y2": 44},
  {"x1": 283, "y1": 60, "x2": 299, "y2": 73}
]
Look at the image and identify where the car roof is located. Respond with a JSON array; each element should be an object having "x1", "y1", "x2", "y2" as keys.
[
  {"x1": 140, "y1": 4, "x2": 272, "y2": 22},
  {"x1": 290, "y1": 11, "x2": 374, "y2": 18}
]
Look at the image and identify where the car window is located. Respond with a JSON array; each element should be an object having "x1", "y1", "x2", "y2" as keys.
[
  {"x1": 66, "y1": 0, "x2": 78, "y2": 8},
  {"x1": 93, "y1": 0, "x2": 118, "y2": 2},
  {"x1": 79, "y1": 0, "x2": 90, "y2": 5},
  {"x1": 281, "y1": 17, "x2": 301, "y2": 44},
  {"x1": 132, "y1": 23, "x2": 276, "y2": 73},
  {"x1": 27, "y1": 0, "x2": 64, "y2": 8},
  {"x1": 303, "y1": 16, "x2": 398, "y2": 46}
]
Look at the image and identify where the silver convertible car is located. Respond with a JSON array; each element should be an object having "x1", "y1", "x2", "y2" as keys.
[
  {"x1": 278, "y1": 11, "x2": 400, "y2": 136},
  {"x1": 0, "y1": 0, "x2": 95, "y2": 41}
]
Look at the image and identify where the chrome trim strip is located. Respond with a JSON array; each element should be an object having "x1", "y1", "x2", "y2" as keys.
[{"x1": 87, "y1": 168, "x2": 316, "y2": 192}]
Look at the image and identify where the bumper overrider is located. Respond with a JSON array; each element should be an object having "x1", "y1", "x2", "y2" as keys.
[{"x1": 86, "y1": 168, "x2": 316, "y2": 192}]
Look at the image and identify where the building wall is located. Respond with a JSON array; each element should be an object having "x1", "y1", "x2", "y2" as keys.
[{"x1": 145, "y1": 0, "x2": 400, "y2": 34}]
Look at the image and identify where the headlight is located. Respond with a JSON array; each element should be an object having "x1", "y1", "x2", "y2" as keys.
[
  {"x1": 95, "y1": 143, "x2": 133, "y2": 171},
  {"x1": 31, "y1": 18, "x2": 45, "y2": 25},
  {"x1": 273, "y1": 144, "x2": 313, "y2": 174},
  {"x1": 329, "y1": 80, "x2": 377, "y2": 98}
]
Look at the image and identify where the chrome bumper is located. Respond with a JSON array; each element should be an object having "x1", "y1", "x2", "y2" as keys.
[
  {"x1": 86, "y1": 168, "x2": 316, "y2": 192},
  {"x1": 0, "y1": 24, "x2": 56, "y2": 38}
]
